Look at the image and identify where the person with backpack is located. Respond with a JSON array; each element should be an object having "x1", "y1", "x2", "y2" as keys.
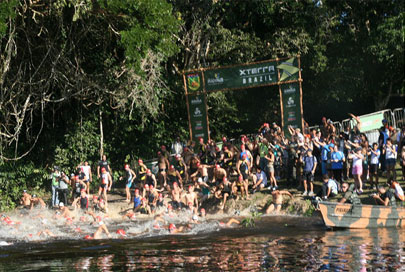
[{"x1": 301, "y1": 149, "x2": 317, "y2": 196}]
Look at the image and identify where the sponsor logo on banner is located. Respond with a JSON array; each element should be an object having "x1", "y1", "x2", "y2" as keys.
[
  {"x1": 287, "y1": 111, "x2": 296, "y2": 121},
  {"x1": 193, "y1": 107, "x2": 202, "y2": 117},
  {"x1": 187, "y1": 74, "x2": 201, "y2": 91},
  {"x1": 195, "y1": 133, "x2": 205, "y2": 138},
  {"x1": 286, "y1": 96, "x2": 296, "y2": 108},
  {"x1": 284, "y1": 85, "x2": 296, "y2": 94},
  {"x1": 195, "y1": 121, "x2": 203, "y2": 130},
  {"x1": 240, "y1": 65, "x2": 276, "y2": 85},
  {"x1": 191, "y1": 96, "x2": 202, "y2": 105},
  {"x1": 207, "y1": 73, "x2": 224, "y2": 85}
]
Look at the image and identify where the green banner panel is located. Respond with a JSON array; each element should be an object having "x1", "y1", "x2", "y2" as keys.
[
  {"x1": 281, "y1": 82, "x2": 302, "y2": 136},
  {"x1": 357, "y1": 112, "x2": 384, "y2": 132},
  {"x1": 277, "y1": 57, "x2": 299, "y2": 82},
  {"x1": 185, "y1": 71, "x2": 203, "y2": 93},
  {"x1": 204, "y1": 61, "x2": 278, "y2": 91},
  {"x1": 187, "y1": 93, "x2": 209, "y2": 143}
]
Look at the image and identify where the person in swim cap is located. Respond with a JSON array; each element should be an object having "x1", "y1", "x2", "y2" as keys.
[
  {"x1": 87, "y1": 210, "x2": 111, "y2": 239},
  {"x1": 157, "y1": 149, "x2": 170, "y2": 188},
  {"x1": 168, "y1": 223, "x2": 184, "y2": 234},
  {"x1": 98, "y1": 166, "x2": 112, "y2": 207},
  {"x1": 144, "y1": 168, "x2": 157, "y2": 191},
  {"x1": 30, "y1": 194, "x2": 46, "y2": 210},
  {"x1": 20, "y1": 189, "x2": 32, "y2": 208},
  {"x1": 120, "y1": 164, "x2": 136, "y2": 203}
]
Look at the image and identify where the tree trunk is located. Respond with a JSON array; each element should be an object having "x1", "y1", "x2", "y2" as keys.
[
  {"x1": 374, "y1": 80, "x2": 393, "y2": 110},
  {"x1": 99, "y1": 108, "x2": 104, "y2": 160}
]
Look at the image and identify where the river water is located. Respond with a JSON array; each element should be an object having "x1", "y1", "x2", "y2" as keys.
[{"x1": 0, "y1": 214, "x2": 404, "y2": 271}]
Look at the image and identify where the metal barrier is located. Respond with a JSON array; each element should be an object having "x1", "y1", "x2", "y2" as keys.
[
  {"x1": 393, "y1": 108, "x2": 405, "y2": 128},
  {"x1": 309, "y1": 108, "x2": 405, "y2": 134},
  {"x1": 341, "y1": 119, "x2": 351, "y2": 131},
  {"x1": 333, "y1": 121, "x2": 343, "y2": 135},
  {"x1": 383, "y1": 110, "x2": 395, "y2": 128},
  {"x1": 365, "y1": 129, "x2": 380, "y2": 145}
]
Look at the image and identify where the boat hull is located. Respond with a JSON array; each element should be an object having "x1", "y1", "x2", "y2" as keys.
[{"x1": 319, "y1": 202, "x2": 405, "y2": 229}]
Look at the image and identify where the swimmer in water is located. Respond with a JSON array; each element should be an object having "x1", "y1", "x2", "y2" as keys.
[
  {"x1": 87, "y1": 211, "x2": 111, "y2": 239},
  {"x1": 219, "y1": 218, "x2": 240, "y2": 228},
  {"x1": 54, "y1": 202, "x2": 72, "y2": 219},
  {"x1": 30, "y1": 194, "x2": 46, "y2": 210},
  {"x1": 167, "y1": 223, "x2": 184, "y2": 234}
]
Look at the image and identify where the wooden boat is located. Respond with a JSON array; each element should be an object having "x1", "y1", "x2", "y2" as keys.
[{"x1": 318, "y1": 201, "x2": 405, "y2": 229}]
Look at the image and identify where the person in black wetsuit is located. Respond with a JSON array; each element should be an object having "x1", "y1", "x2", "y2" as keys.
[
  {"x1": 144, "y1": 169, "x2": 157, "y2": 188},
  {"x1": 72, "y1": 189, "x2": 89, "y2": 211},
  {"x1": 166, "y1": 165, "x2": 182, "y2": 190}
]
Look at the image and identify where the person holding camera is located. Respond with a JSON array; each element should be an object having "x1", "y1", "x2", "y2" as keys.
[
  {"x1": 383, "y1": 139, "x2": 397, "y2": 181},
  {"x1": 50, "y1": 166, "x2": 61, "y2": 207},
  {"x1": 348, "y1": 147, "x2": 364, "y2": 194},
  {"x1": 58, "y1": 172, "x2": 70, "y2": 206},
  {"x1": 372, "y1": 185, "x2": 396, "y2": 207},
  {"x1": 331, "y1": 145, "x2": 345, "y2": 184},
  {"x1": 369, "y1": 143, "x2": 381, "y2": 189}
]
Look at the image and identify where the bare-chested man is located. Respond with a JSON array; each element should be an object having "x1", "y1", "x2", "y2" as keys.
[
  {"x1": 20, "y1": 190, "x2": 31, "y2": 208},
  {"x1": 54, "y1": 202, "x2": 72, "y2": 220},
  {"x1": 212, "y1": 164, "x2": 227, "y2": 186},
  {"x1": 189, "y1": 155, "x2": 200, "y2": 179},
  {"x1": 157, "y1": 151, "x2": 170, "y2": 187},
  {"x1": 30, "y1": 195, "x2": 46, "y2": 210},
  {"x1": 265, "y1": 190, "x2": 293, "y2": 214},
  {"x1": 215, "y1": 177, "x2": 236, "y2": 210},
  {"x1": 182, "y1": 147, "x2": 194, "y2": 167},
  {"x1": 170, "y1": 182, "x2": 183, "y2": 210},
  {"x1": 160, "y1": 145, "x2": 171, "y2": 160},
  {"x1": 190, "y1": 162, "x2": 209, "y2": 184},
  {"x1": 184, "y1": 185, "x2": 198, "y2": 210}
]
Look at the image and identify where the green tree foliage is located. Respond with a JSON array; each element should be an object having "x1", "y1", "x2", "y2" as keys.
[
  {"x1": 0, "y1": 0, "x2": 17, "y2": 37},
  {"x1": 54, "y1": 120, "x2": 100, "y2": 171},
  {"x1": 0, "y1": 0, "x2": 180, "y2": 161}
]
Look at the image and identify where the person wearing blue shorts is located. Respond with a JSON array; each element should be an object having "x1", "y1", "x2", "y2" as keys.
[{"x1": 121, "y1": 164, "x2": 136, "y2": 203}]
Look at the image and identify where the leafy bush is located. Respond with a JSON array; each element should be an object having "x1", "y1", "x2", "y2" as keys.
[
  {"x1": 241, "y1": 211, "x2": 262, "y2": 228},
  {"x1": 0, "y1": 162, "x2": 48, "y2": 211}
]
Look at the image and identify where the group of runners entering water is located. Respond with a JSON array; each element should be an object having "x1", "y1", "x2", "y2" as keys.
[{"x1": 2, "y1": 114, "x2": 405, "y2": 241}]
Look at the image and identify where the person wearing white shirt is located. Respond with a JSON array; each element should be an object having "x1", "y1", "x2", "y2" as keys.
[
  {"x1": 369, "y1": 143, "x2": 380, "y2": 189},
  {"x1": 80, "y1": 161, "x2": 92, "y2": 195}
]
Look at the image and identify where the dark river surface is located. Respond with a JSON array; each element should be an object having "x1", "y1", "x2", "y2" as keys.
[{"x1": 0, "y1": 215, "x2": 404, "y2": 271}]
